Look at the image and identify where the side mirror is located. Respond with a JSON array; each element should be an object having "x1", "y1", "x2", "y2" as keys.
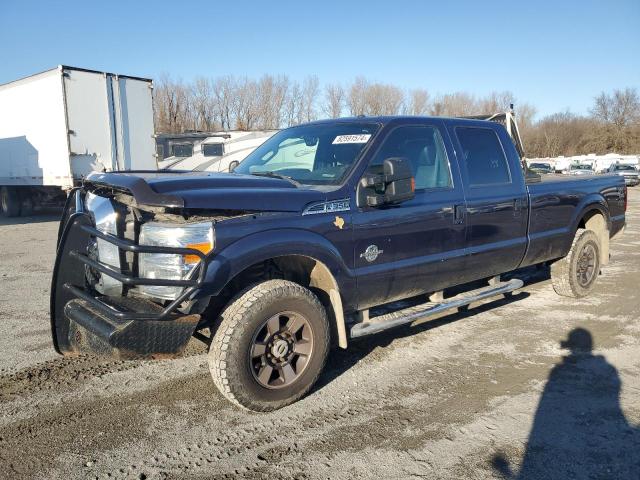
[
  {"x1": 228, "y1": 160, "x2": 240, "y2": 172},
  {"x1": 357, "y1": 157, "x2": 415, "y2": 207}
]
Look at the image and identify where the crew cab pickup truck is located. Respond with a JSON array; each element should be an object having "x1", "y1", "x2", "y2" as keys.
[{"x1": 51, "y1": 116, "x2": 627, "y2": 411}]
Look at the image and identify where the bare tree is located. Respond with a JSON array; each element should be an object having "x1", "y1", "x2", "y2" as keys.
[
  {"x1": 403, "y1": 88, "x2": 430, "y2": 115},
  {"x1": 591, "y1": 88, "x2": 640, "y2": 128},
  {"x1": 283, "y1": 81, "x2": 303, "y2": 127},
  {"x1": 257, "y1": 74, "x2": 290, "y2": 129},
  {"x1": 233, "y1": 77, "x2": 259, "y2": 130},
  {"x1": 515, "y1": 102, "x2": 537, "y2": 130},
  {"x1": 301, "y1": 75, "x2": 320, "y2": 123},
  {"x1": 211, "y1": 75, "x2": 236, "y2": 130},
  {"x1": 347, "y1": 76, "x2": 368, "y2": 116},
  {"x1": 363, "y1": 83, "x2": 404, "y2": 115},
  {"x1": 323, "y1": 83, "x2": 345, "y2": 118},
  {"x1": 347, "y1": 77, "x2": 404, "y2": 116},
  {"x1": 430, "y1": 92, "x2": 476, "y2": 117},
  {"x1": 152, "y1": 72, "x2": 640, "y2": 158},
  {"x1": 589, "y1": 87, "x2": 640, "y2": 152},
  {"x1": 190, "y1": 76, "x2": 217, "y2": 131},
  {"x1": 153, "y1": 74, "x2": 193, "y2": 133}
]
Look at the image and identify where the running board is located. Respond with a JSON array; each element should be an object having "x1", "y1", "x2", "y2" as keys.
[{"x1": 349, "y1": 278, "x2": 524, "y2": 339}]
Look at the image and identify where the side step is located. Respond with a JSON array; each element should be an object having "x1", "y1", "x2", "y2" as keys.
[{"x1": 349, "y1": 278, "x2": 523, "y2": 339}]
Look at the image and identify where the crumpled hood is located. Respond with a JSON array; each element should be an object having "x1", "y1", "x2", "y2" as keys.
[{"x1": 86, "y1": 171, "x2": 327, "y2": 212}]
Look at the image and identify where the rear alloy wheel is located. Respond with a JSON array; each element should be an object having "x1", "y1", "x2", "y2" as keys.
[
  {"x1": 209, "y1": 280, "x2": 330, "y2": 411},
  {"x1": 551, "y1": 228, "x2": 601, "y2": 298}
]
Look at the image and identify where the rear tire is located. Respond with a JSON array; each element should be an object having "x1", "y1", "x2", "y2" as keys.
[
  {"x1": 1, "y1": 186, "x2": 21, "y2": 217},
  {"x1": 208, "y1": 280, "x2": 330, "y2": 411},
  {"x1": 551, "y1": 228, "x2": 601, "y2": 298},
  {"x1": 19, "y1": 188, "x2": 34, "y2": 216}
]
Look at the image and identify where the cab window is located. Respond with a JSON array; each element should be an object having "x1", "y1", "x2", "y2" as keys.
[
  {"x1": 369, "y1": 125, "x2": 452, "y2": 190},
  {"x1": 455, "y1": 127, "x2": 511, "y2": 186}
]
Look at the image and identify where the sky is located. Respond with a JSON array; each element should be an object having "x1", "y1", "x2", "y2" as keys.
[{"x1": 1, "y1": 0, "x2": 638, "y2": 119}]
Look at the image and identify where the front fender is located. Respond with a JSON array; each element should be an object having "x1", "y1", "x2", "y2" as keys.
[{"x1": 197, "y1": 228, "x2": 356, "y2": 303}]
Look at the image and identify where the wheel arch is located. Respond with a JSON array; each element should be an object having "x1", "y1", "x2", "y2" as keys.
[
  {"x1": 199, "y1": 229, "x2": 353, "y2": 348},
  {"x1": 567, "y1": 193, "x2": 610, "y2": 265},
  {"x1": 576, "y1": 207, "x2": 610, "y2": 265}
]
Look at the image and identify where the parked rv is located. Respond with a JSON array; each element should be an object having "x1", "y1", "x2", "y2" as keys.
[
  {"x1": 0, "y1": 66, "x2": 156, "y2": 216},
  {"x1": 163, "y1": 131, "x2": 277, "y2": 172},
  {"x1": 155, "y1": 132, "x2": 215, "y2": 168}
]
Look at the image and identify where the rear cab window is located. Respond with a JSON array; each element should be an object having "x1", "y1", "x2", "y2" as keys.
[{"x1": 455, "y1": 127, "x2": 511, "y2": 186}]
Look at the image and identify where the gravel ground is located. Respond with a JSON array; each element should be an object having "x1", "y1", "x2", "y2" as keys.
[{"x1": 0, "y1": 191, "x2": 639, "y2": 480}]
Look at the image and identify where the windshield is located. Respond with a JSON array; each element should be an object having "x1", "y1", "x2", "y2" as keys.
[
  {"x1": 234, "y1": 122, "x2": 380, "y2": 185},
  {"x1": 530, "y1": 163, "x2": 550, "y2": 169},
  {"x1": 616, "y1": 165, "x2": 636, "y2": 171},
  {"x1": 571, "y1": 165, "x2": 591, "y2": 170}
]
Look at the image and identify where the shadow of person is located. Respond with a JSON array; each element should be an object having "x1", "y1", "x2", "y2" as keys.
[{"x1": 492, "y1": 328, "x2": 640, "y2": 479}]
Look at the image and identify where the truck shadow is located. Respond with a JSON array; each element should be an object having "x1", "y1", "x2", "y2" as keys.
[
  {"x1": 490, "y1": 328, "x2": 640, "y2": 478},
  {"x1": 316, "y1": 290, "x2": 530, "y2": 393}
]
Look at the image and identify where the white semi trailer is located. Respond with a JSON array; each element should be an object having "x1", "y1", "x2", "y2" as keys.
[{"x1": 0, "y1": 66, "x2": 156, "y2": 216}]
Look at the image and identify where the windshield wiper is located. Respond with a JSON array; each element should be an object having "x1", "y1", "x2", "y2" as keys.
[{"x1": 250, "y1": 171, "x2": 301, "y2": 187}]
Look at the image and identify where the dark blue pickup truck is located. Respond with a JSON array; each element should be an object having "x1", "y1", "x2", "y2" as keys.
[{"x1": 51, "y1": 116, "x2": 626, "y2": 411}]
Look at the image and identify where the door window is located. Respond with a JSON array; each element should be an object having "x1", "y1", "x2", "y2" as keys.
[
  {"x1": 455, "y1": 127, "x2": 511, "y2": 186},
  {"x1": 369, "y1": 126, "x2": 452, "y2": 190}
]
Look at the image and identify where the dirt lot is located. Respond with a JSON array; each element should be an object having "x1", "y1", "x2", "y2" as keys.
[{"x1": 0, "y1": 190, "x2": 639, "y2": 480}]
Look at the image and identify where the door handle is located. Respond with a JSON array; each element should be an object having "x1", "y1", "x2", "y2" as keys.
[
  {"x1": 453, "y1": 204, "x2": 465, "y2": 224},
  {"x1": 513, "y1": 198, "x2": 523, "y2": 217}
]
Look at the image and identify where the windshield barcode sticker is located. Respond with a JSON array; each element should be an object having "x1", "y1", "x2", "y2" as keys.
[{"x1": 332, "y1": 134, "x2": 371, "y2": 144}]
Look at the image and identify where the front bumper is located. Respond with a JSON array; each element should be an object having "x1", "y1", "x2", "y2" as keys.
[
  {"x1": 50, "y1": 189, "x2": 205, "y2": 359},
  {"x1": 623, "y1": 177, "x2": 639, "y2": 186}
]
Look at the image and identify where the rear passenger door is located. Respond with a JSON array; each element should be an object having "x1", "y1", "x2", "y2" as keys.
[{"x1": 449, "y1": 124, "x2": 528, "y2": 282}]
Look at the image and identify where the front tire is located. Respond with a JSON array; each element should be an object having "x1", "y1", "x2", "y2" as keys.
[
  {"x1": 551, "y1": 228, "x2": 601, "y2": 298},
  {"x1": 208, "y1": 280, "x2": 330, "y2": 411}
]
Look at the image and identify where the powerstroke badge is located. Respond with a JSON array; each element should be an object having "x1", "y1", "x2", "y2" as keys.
[{"x1": 360, "y1": 245, "x2": 383, "y2": 263}]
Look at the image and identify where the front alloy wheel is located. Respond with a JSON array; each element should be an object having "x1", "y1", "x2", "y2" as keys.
[
  {"x1": 250, "y1": 311, "x2": 314, "y2": 389},
  {"x1": 209, "y1": 280, "x2": 330, "y2": 411}
]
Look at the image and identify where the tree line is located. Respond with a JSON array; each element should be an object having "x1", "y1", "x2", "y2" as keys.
[{"x1": 153, "y1": 74, "x2": 640, "y2": 158}]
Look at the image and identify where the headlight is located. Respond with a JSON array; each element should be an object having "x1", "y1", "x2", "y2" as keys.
[
  {"x1": 139, "y1": 221, "x2": 214, "y2": 301},
  {"x1": 85, "y1": 192, "x2": 122, "y2": 296}
]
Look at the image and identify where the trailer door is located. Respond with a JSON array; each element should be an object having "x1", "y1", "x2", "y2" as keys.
[
  {"x1": 63, "y1": 69, "x2": 118, "y2": 178},
  {"x1": 112, "y1": 77, "x2": 156, "y2": 170}
]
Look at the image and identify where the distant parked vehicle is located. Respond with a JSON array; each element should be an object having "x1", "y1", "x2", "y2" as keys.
[
  {"x1": 567, "y1": 164, "x2": 595, "y2": 176},
  {"x1": 0, "y1": 66, "x2": 156, "y2": 217},
  {"x1": 607, "y1": 163, "x2": 639, "y2": 186},
  {"x1": 528, "y1": 162, "x2": 553, "y2": 174}
]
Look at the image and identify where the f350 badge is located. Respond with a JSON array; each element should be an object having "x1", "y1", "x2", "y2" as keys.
[{"x1": 360, "y1": 244, "x2": 383, "y2": 263}]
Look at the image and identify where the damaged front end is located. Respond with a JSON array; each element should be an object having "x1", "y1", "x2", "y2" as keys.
[{"x1": 50, "y1": 186, "x2": 210, "y2": 359}]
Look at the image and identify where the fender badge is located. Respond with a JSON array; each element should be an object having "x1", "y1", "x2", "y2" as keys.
[
  {"x1": 333, "y1": 216, "x2": 345, "y2": 230},
  {"x1": 360, "y1": 244, "x2": 383, "y2": 263}
]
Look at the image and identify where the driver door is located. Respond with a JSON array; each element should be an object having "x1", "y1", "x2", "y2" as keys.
[{"x1": 352, "y1": 122, "x2": 467, "y2": 310}]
